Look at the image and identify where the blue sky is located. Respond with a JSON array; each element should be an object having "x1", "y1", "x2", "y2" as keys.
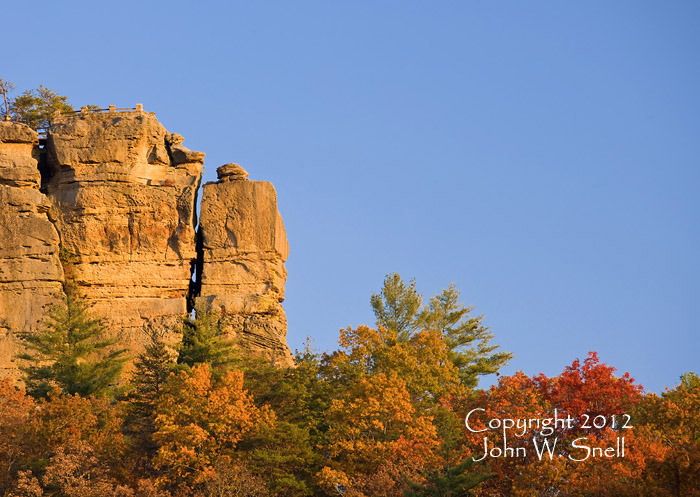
[{"x1": 6, "y1": 1, "x2": 698, "y2": 392}]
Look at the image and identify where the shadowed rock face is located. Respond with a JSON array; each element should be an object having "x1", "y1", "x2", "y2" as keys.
[
  {"x1": 0, "y1": 111, "x2": 294, "y2": 376},
  {"x1": 0, "y1": 122, "x2": 64, "y2": 378},
  {"x1": 197, "y1": 164, "x2": 293, "y2": 367}
]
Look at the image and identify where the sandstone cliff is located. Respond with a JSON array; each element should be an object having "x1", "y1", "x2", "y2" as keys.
[
  {"x1": 0, "y1": 108, "x2": 293, "y2": 375},
  {"x1": 0, "y1": 122, "x2": 64, "y2": 377},
  {"x1": 44, "y1": 110, "x2": 204, "y2": 350}
]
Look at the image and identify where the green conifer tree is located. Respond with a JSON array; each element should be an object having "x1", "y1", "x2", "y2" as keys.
[
  {"x1": 418, "y1": 284, "x2": 513, "y2": 389},
  {"x1": 130, "y1": 330, "x2": 176, "y2": 405},
  {"x1": 177, "y1": 305, "x2": 238, "y2": 374},
  {"x1": 236, "y1": 339, "x2": 327, "y2": 496},
  {"x1": 124, "y1": 329, "x2": 177, "y2": 463},
  {"x1": 370, "y1": 272, "x2": 423, "y2": 341},
  {"x1": 404, "y1": 457, "x2": 493, "y2": 497},
  {"x1": 17, "y1": 290, "x2": 127, "y2": 398},
  {"x1": 371, "y1": 274, "x2": 512, "y2": 388}
]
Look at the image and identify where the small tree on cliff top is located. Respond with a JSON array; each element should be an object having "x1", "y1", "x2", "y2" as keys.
[
  {"x1": 0, "y1": 79, "x2": 74, "y2": 129},
  {"x1": 0, "y1": 79, "x2": 15, "y2": 120},
  {"x1": 11, "y1": 84, "x2": 73, "y2": 130},
  {"x1": 17, "y1": 289, "x2": 128, "y2": 399}
]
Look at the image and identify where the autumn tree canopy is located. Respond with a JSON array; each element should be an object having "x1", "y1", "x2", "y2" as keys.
[{"x1": 1, "y1": 272, "x2": 695, "y2": 496}]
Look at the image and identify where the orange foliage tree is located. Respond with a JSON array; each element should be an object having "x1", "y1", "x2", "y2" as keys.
[
  {"x1": 152, "y1": 363, "x2": 274, "y2": 489},
  {"x1": 0, "y1": 380, "x2": 35, "y2": 493},
  {"x1": 466, "y1": 352, "x2": 646, "y2": 497},
  {"x1": 632, "y1": 372, "x2": 700, "y2": 496},
  {"x1": 0, "y1": 379, "x2": 132, "y2": 496},
  {"x1": 316, "y1": 325, "x2": 475, "y2": 496}
]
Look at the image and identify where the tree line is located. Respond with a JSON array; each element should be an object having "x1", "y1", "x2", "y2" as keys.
[
  {"x1": 2, "y1": 271, "x2": 509, "y2": 496},
  {"x1": 1, "y1": 274, "x2": 698, "y2": 496}
]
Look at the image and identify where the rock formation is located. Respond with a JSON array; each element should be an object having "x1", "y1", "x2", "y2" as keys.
[
  {"x1": 43, "y1": 110, "x2": 204, "y2": 350},
  {"x1": 0, "y1": 108, "x2": 293, "y2": 376},
  {"x1": 0, "y1": 122, "x2": 64, "y2": 377},
  {"x1": 197, "y1": 164, "x2": 293, "y2": 367}
]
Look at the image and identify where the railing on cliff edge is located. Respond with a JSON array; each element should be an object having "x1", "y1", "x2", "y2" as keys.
[{"x1": 37, "y1": 104, "x2": 143, "y2": 140}]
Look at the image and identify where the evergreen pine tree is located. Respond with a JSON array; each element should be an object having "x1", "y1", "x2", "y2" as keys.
[
  {"x1": 124, "y1": 329, "x2": 177, "y2": 464},
  {"x1": 371, "y1": 274, "x2": 512, "y2": 388},
  {"x1": 404, "y1": 457, "x2": 493, "y2": 497},
  {"x1": 177, "y1": 305, "x2": 238, "y2": 373},
  {"x1": 370, "y1": 272, "x2": 423, "y2": 341},
  {"x1": 17, "y1": 289, "x2": 127, "y2": 398},
  {"x1": 418, "y1": 284, "x2": 513, "y2": 388},
  {"x1": 128, "y1": 329, "x2": 175, "y2": 415}
]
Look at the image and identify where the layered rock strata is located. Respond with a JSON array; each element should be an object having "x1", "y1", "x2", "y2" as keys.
[
  {"x1": 0, "y1": 122, "x2": 64, "y2": 377},
  {"x1": 0, "y1": 109, "x2": 294, "y2": 375},
  {"x1": 197, "y1": 164, "x2": 293, "y2": 367},
  {"x1": 43, "y1": 110, "x2": 203, "y2": 350}
]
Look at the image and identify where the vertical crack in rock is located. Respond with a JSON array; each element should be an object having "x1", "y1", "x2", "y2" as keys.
[
  {"x1": 186, "y1": 160, "x2": 204, "y2": 313},
  {"x1": 188, "y1": 223, "x2": 204, "y2": 313},
  {"x1": 37, "y1": 139, "x2": 54, "y2": 193}
]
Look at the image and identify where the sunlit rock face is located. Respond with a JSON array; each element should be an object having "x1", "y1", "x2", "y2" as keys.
[
  {"x1": 43, "y1": 110, "x2": 204, "y2": 352},
  {"x1": 197, "y1": 163, "x2": 293, "y2": 367},
  {"x1": 0, "y1": 109, "x2": 294, "y2": 377},
  {"x1": 0, "y1": 122, "x2": 64, "y2": 378}
]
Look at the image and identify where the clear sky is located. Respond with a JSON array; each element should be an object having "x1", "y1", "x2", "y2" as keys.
[{"x1": 6, "y1": 1, "x2": 698, "y2": 392}]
